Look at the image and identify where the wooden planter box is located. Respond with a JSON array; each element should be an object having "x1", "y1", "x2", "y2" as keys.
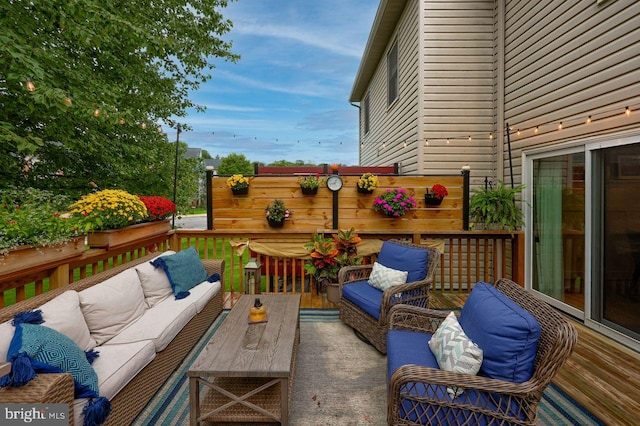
[
  {"x1": 0, "y1": 237, "x2": 85, "y2": 278},
  {"x1": 88, "y1": 220, "x2": 171, "y2": 249}
]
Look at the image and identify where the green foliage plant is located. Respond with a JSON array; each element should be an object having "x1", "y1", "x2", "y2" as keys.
[
  {"x1": 264, "y1": 199, "x2": 292, "y2": 223},
  {"x1": 0, "y1": 188, "x2": 83, "y2": 255},
  {"x1": 298, "y1": 174, "x2": 326, "y2": 189},
  {"x1": 304, "y1": 228, "x2": 362, "y2": 283},
  {"x1": 218, "y1": 153, "x2": 254, "y2": 176},
  {"x1": 469, "y1": 181, "x2": 525, "y2": 231}
]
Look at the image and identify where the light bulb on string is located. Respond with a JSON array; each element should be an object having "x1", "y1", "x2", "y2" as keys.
[
  {"x1": 93, "y1": 107, "x2": 101, "y2": 117},
  {"x1": 534, "y1": 126, "x2": 539, "y2": 134},
  {"x1": 120, "y1": 118, "x2": 125, "y2": 125},
  {"x1": 63, "y1": 94, "x2": 72, "y2": 107},
  {"x1": 517, "y1": 129, "x2": 521, "y2": 137},
  {"x1": 489, "y1": 133, "x2": 493, "y2": 140},
  {"x1": 586, "y1": 116, "x2": 591, "y2": 125},
  {"x1": 446, "y1": 139, "x2": 450, "y2": 144},
  {"x1": 157, "y1": 125, "x2": 163, "y2": 133},
  {"x1": 468, "y1": 136, "x2": 471, "y2": 141},
  {"x1": 425, "y1": 140, "x2": 429, "y2": 146},
  {"x1": 403, "y1": 140, "x2": 407, "y2": 148},
  {"x1": 26, "y1": 79, "x2": 35, "y2": 92},
  {"x1": 558, "y1": 122, "x2": 563, "y2": 130},
  {"x1": 382, "y1": 142, "x2": 386, "y2": 149},
  {"x1": 626, "y1": 106, "x2": 631, "y2": 117},
  {"x1": 141, "y1": 122, "x2": 147, "y2": 130}
]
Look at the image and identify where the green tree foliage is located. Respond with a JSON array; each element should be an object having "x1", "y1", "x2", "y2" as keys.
[
  {"x1": 0, "y1": 0, "x2": 239, "y2": 200},
  {"x1": 217, "y1": 153, "x2": 253, "y2": 176},
  {"x1": 268, "y1": 159, "x2": 318, "y2": 166}
]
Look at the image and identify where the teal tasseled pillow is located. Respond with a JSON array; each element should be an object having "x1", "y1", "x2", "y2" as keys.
[
  {"x1": 0, "y1": 310, "x2": 111, "y2": 426},
  {"x1": 150, "y1": 246, "x2": 208, "y2": 299}
]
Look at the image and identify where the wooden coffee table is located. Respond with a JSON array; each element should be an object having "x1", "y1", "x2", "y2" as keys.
[{"x1": 188, "y1": 294, "x2": 301, "y2": 425}]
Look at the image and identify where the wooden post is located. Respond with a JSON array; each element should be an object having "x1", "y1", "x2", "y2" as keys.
[
  {"x1": 49, "y1": 264, "x2": 70, "y2": 289},
  {"x1": 512, "y1": 231, "x2": 525, "y2": 285}
]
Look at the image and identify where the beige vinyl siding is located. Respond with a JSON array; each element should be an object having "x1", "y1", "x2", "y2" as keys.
[
  {"x1": 360, "y1": 0, "x2": 420, "y2": 172},
  {"x1": 421, "y1": 0, "x2": 495, "y2": 183},
  {"x1": 503, "y1": 0, "x2": 640, "y2": 186}
]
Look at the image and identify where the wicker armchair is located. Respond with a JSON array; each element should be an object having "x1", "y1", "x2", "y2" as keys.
[
  {"x1": 338, "y1": 239, "x2": 440, "y2": 354},
  {"x1": 387, "y1": 278, "x2": 578, "y2": 426}
]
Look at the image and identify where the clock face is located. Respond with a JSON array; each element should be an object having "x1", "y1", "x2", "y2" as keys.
[{"x1": 326, "y1": 175, "x2": 343, "y2": 192}]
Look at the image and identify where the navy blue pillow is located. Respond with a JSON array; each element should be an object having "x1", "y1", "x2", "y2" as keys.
[
  {"x1": 151, "y1": 247, "x2": 207, "y2": 299},
  {"x1": 459, "y1": 282, "x2": 541, "y2": 383},
  {"x1": 378, "y1": 241, "x2": 428, "y2": 283}
]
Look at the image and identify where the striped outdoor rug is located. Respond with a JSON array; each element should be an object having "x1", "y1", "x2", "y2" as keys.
[{"x1": 132, "y1": 309, "x2": 604, "y2": 425}]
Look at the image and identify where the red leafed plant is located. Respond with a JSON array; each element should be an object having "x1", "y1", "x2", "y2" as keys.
[
  {"x1": 431, "y1": 184, "x2": 449, "y2": 200},
  {"x1": 138, "y1": 196, "x2": 177, "y2": 221}
]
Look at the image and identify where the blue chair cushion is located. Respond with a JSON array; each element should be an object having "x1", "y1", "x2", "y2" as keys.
[
  {"x1": 458, "y1": 282, "x2": 541, "y2": 383},
  {"x1": 378, "y1": 241, "x2": 428, "y2": 283},
  {"x1": 387, "y1": 329, "x2": 524, "y2": 425},
  {"x1": 342, "y1": 281, "x2": 383, "y2": 320}
]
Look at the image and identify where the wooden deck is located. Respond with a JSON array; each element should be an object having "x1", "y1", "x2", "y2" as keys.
[{"x1": 224, "y1": 290, "x2": 640, "y2": 426}]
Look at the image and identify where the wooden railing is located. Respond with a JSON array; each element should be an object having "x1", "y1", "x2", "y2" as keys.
[{"x1": 0, "y1": 229, "x2": 523, "y2": 308}]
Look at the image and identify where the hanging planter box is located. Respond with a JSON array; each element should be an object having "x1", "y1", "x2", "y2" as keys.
[
  {"x1": 424, "y1": 194, "x2": 443, "y2": 206},
  {"x1": 266, "y1": 218, "x2": 285, "y2": 228},
  {"x1": 300, "y1": 186, "x2": 318, "y2": 195},
  {"x1": 0, "y1": 237, "x2": 85, "y2": 278},
  {"x1": 231, "y1": 187, "x2": 249, "y2": 195},
  {"x1": 88, "y1": 220, "x2": 171, "y2": 249},
  {"x1": 357, "y1": 186, "x2": 374, "y2": 194}
]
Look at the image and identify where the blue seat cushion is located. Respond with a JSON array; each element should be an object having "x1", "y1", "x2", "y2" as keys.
[
  {"x1": 342, "y1": 281, "x2": 383, "y2": 320},
  {"x1": 387, "y1": 329, "x2": 523, "y2": 425},
  {"x1": 378, "y1": 241, "x2": 428, "y2": 283},
  {"x1": 459, "y1": 282, "x2": 541, "y2": 383}
]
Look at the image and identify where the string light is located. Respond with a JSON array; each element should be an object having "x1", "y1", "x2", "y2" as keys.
[
  {"x1": 25, "y1": 79, "x2": 35, "y2": 92},
  {"x1": 63, "y1": 94, "x2": 72, "y2": 107},
  {"x1": 489, "y1": 133, "x2": 493, "y2": 139},
  {"x1": 141, "y1": 122, "x2": 147, "y2": 130},
  {"x1": 586, "y1": 116, "x2": 591, "y2": 124},
  {"x1": 535, "y1": 126, "x2": 539, "y2": 134},
  {"x1": 446, "y1": 139, "x2": 450, "y2": 144},
  {"x1": 558, "y1": 122, "x2": 563, "y2": 130},
  {"x1": 517, "y1": 129, "x2": 521, "y2": 136},
  {"x1": 157, "y1": 125, "x2": 163, "y2": 133},
  {"x1": 403, "y1": 140, "x2": 407, "y2": 148},
  {"x1": 626, "y1": 106, "x2": 631, "y2": 117},
  {"x1": 468, "y1": 136, "x2": 472, "y2": 141},
  {"x1": 93, "y1": 107, "x2": 101, "y2": 117}
]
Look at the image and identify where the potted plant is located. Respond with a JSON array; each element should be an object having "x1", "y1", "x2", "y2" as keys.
[
  {"x1": 372, "y1": 188, "x2": 416, "y2": 217},
  {"x1": 265, "y1": 199, "x2": 292, "y2": 227},
  {"x1": 357, "y1": 173, "x2": 379, "y2": 194},
  {"x1": 0, "y1": 187, "x2": 85, "y2": 275},
  {"x1": 298, "y1": 174, "x2": 325, "y2": 195},
  {"x1": 138, "y1": 195, "x2": 177, "y2": 221},
  {"x1": 304, "y1": 228, "x2": 362, "y2": 302},
  {"x1": 227, "y1": 174, "x2": 250, "y2": 195},
  {"x1": 469, "y1": 181, "x2": 525, "y2": 231},
  {"x1": 69, "y1": 189, "x2": 156, "y2": 248},
  {"x1": 425, "y1": 183, "x2": 448, "y2": 206}
]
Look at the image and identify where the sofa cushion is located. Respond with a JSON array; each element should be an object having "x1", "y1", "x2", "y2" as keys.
[
  {"x1": 91, "y1": 340, "x2": 156, "y2": 400},
  {"x1": 104, "y1": 294, "x2": 197, "y2": 352},
  {"x1": 458, "y1": 282, "x2": 541, "y2": 383},
  {"x1": 39, "y1": 290, "x2": 97, "y2": 351},
  {"x1": 368, "y1": 262, "x2": 408, "y2": 291},
  {"x1": 187, "y1": 280, "x2": 222, "y2": 313},
  {"x1": 342, "y1": 281, "x2": 383, "y2": 320},
  {"x1": 135, "y1": 250, "x2": 175, "y2": 308},
  {"x1": 378, "y1": 241, "x2": 428, "y2": 283},
  {"x1": 0, "y1": 321, "x2": 14, "y2": 362},
  {"x1": 79, "y1": 268, "x2": 147, "y2": 345},
  {"x1": 150, "y1": 247, "x2": 207, "y2": 298}
]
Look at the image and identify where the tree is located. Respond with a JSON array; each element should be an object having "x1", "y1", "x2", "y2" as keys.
[
  {"x1": 0, "y1": 0, "x2": 239, "y2": 198},
  {"x1": 217, "y1": 153, "x2": 253, "y2": 176}
]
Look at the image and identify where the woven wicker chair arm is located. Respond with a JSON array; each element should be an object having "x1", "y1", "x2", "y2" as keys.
[
  {"x1": 0, "y1": 373, "x2": 75, "y2": 405},
  {"x1": 338, "y1": 264, "x2": 373, "y2": 285},
  {"x1": 202, "y1": 259, "x2": 225, "y2": 280},
  {"x1": 388, "y1": 304, "x2": 449, "y2": 333},
  {"x1": 379, "y1": 279, "x2": 432, "y2": 324}
]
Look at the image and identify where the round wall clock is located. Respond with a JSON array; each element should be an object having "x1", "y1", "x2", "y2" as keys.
[{"x1": 326, "y1": 175, "x2": 343, "y2": 192}]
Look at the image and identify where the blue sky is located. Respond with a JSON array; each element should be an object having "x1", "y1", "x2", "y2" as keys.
[{"x1": 177, "y1": 0, "x2": 379, "y2": 165}]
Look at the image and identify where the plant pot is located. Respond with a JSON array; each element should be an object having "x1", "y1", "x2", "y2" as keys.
[
  {"x1": 357, "y1": 186, "x2": 374, "y2": 194},
  {"x1": 301, "y1": 186, "x2": 318, "y2": 195},
  {"x1": 87, "y1": 220, "x2": 171, "y2": 249},
  {"x1": 267, "y1": 218, "x2": 285, "y2": 228},
  {"x1": 231, "y1": 187, "x2": 249, "y2": 195},
  {"x1": 325, "y1": 282, "x2": 341, "y2": 303},
  {"x1": 424, "y1": 194, "x2": 443, "y2": 206},
  {"x1": 0, "y1": 237, "x2": 85, "y2": 278}
]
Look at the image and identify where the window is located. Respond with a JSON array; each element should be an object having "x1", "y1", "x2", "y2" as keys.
[
  {"x1": 363, "y1": 93, "x2": 370, "y2": 134},
  {"x1": 387, "y1": 40, "x2": 398, "y2": 106}
]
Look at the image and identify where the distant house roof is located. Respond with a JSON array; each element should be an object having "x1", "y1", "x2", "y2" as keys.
[
  {"x1": 204, "y1": 158, "x2": 221, "y2": 170},
  {"x1": 349, "y1": 0, "x2": 408, "y2": 103},
  {"x1": 185, "y1": 147, "x2": 202, "y2": 159}
]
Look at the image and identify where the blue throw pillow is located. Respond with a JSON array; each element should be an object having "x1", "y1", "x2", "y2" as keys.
[
  {"x1": 378, "y1": 241, "x2": 428, "y2": 283},
  {"x1": 459, "y1": 282, "x2": 541, "y2": 383},
  {"x1": 0, "y1": 311, "x2": 111, "y2": 426},
  {"x1": 151, "y1": 246, "x2": 208, "y2": 299}
]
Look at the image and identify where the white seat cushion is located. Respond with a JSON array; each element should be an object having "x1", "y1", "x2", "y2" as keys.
[
  {"x1": 187, "y1": 280, "x2": 221, "y2": 313},
  {"x1": 0, "y1": 321, "x2": 14, "y2": 361},
  {"x1": 39, "y1": 290, "x2": 97, "y2": 350},
  {"x1": 73, "y1": 340, "x2": 156, "y2": 425},
  {"x1": 104, "y1": 296, "x2": 196, "y2": 352},
  {"x1": 134, "y1": 251, "x2": 175, "y2": 308},
  {"x1": 79, "y1": 268, "x2": 147, "y2": 345}
]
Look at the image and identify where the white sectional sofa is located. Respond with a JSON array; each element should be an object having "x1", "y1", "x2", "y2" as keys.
[{"x1": 0, "y1": 250, "x2": 224, "y2": 425}]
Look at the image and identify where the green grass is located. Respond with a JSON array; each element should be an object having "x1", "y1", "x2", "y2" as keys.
[{"x1": 183, "y1": 207, "x2": 206, "y2": 215}]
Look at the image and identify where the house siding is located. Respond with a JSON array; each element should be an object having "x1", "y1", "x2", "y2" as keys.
[
  {"x1": 502, "y1": 0, "x2": 640, "y2": 185},
  {"x1": 360, "y1": 0, "x2": 420, "y2": 172}
]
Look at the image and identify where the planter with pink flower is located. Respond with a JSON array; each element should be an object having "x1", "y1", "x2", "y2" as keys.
[{"x1": 372, "y1": 188, "x2": 416, "y2": 217}]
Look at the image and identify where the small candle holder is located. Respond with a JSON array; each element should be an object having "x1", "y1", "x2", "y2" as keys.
[{"x1": 249, "y1": 297, "x2": 267, "y2": 323}]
